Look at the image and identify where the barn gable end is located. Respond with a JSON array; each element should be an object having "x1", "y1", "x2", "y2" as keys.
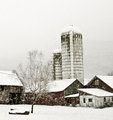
[{"x1": 85, "y1": 75, "x2": 113, "y2": 93}]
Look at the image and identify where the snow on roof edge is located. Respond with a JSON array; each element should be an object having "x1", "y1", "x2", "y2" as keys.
[
  {"x1": 65, "y1": 93, "x2": 79, "y2": 98},
  {"x1": 48, "y1": 79, "x2": 76, "y2": 93},
  {"x1": 0, "y1": 70, "x2": 23, "y2": 87},
  {"x1": 96, "y1": 75, "x2": 113, "y2": 89},
  {"x1": 53, "y1": 49, "x2": 61, "y2": 54},
  {"x1": 78, "y1": 88, "x2": 113, "y2": 97}
]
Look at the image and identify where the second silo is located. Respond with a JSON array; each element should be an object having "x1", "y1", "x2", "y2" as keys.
[{"x1": 53, "y1": 49, "x2": 62, "y2": 80}]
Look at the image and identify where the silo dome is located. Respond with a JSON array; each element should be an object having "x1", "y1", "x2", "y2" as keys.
[
  {"x1": 53, "y1": 49, "x2": 61, "y2": 54},
  {"x1": 61, "y1": 25, "x2": 82, "y2": 35}
]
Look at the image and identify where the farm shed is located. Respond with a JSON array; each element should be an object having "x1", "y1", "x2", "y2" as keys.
[
  {"x1": 78, "y1": 88, "x2": 113, "y2": 108},
  {"x1": 0, "y1": 71, "x2": 23, "y2": 104}
]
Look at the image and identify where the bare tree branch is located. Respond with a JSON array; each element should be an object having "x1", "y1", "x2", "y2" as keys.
[{"x1": 16, "y1": 50, "x2": 51, "y2": 113}]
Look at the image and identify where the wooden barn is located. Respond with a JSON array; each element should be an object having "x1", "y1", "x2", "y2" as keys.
[
  {"x1": 24, "y1": 79, "x2": 83, "y2": 105},
  {"x1": 85, "y1": 75, "x2": 113, "y2": 93},
  {"x1": 44, "y1": 79, "x2": 83, "y2": 106},
  {"x1": 0, "y1": 71, "x2": 23, "y2": 104},
  {"x1": 78, "y1": 88, "x2": 113, "y2": 108}
]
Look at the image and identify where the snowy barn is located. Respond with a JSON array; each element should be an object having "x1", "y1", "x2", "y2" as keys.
[
  {"x1": 27, "y1": 79, "x2": 84, "y2": 105},
  {"x1": 78, "y1": 88, "x2": 113, "y2": 108},
  {"x1": 85, "y1": 75, "x2": 113, "y2": 93},
  {"x1": 44, "y1": 79, "x2": 83, "y2": 106},
  {"x1": 0, "y1": 71, "x2": 23, "y2": 104}
]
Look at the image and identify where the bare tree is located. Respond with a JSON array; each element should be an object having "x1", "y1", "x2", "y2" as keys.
[{"x1": 16, "y1": 50, "x2": 50, "y2": 113}]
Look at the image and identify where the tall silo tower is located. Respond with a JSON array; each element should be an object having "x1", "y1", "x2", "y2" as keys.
[
  {"x1": 61, "y1": 25, "x2": 84, "y2": 84},
  {"x1": 53, "y1": 49, "x2": 62, "y2": 80}
]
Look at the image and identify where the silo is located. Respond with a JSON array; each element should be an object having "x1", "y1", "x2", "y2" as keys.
[
  {"x1": 61, "y1": 26, "x2": 84, "y2": 84},
  {"x1": 53, "y1": 49, "x2": 62, "y2": 80}
]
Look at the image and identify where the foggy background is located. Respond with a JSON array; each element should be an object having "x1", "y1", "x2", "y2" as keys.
[{"x1": 0, "y1": 0, "x2": 113, "y2": 78}]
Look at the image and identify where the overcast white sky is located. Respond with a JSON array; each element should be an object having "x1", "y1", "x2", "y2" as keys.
[{"x1": 0, "y1": 0, "x2": 113, "y2": 78}]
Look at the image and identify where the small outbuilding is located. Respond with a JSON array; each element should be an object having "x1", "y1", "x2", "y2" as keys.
[
  {"x1": 0, "y1": 71, "x2": 23, "y2": 104},
  {"x1": 78, "y1": 88, "x2": 113, "y2": 108}
]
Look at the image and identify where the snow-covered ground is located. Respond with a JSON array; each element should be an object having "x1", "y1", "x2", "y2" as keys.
[{"x1": 0, "y1": 105, "x2": 113, "y2": 120}]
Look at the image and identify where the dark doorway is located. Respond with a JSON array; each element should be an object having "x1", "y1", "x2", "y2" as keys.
[
  {"x1": 66, "y1": 98, "x2": 71, "y2": 105},
  {"x1": 9, "y1": 93, "x2": 21, "y2": 104}
]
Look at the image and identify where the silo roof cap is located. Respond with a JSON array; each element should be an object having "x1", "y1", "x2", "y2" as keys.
[
  {"x1": 53, "y1": 49, "x2": 61, "y2": 54},
  {"x1": 61, "y1": 25, "x2": 82, "y2": 34}
]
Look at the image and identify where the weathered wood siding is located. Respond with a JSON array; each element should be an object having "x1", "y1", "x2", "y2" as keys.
[
  {"x1": 35, "y1": 91, "x2": 65, "y2": 105},
  {"x1": 65, "y1": 80, "x2": 83, "y2": 96},
  {"x1": 86, "y1": 77, "x2": 113, "y2": 92},
  {"x1": 0, "y1": 85, "x2": 23, "y2": 104}
]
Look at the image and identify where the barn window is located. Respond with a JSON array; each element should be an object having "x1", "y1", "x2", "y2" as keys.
[
  {"x1": 95, "y1": 79, "x2": 99, "y2": 86},
  {"x1": 104, "y1": 97, "x2": 106, "y2": 102},
  {"x1": 83, "y1": 98, "x2": 85, "y2": 103},
  {"x1": 89, "y1": 98, "x2": 92, "y2": 102},
  {"x1": 0, "y1": 86, "x2": 4, "y2": 91}
]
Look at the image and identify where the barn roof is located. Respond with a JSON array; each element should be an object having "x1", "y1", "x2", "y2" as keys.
[
  {"x1": 65, "y1": 93, "x2": 79, "y2": 98},
  {"x1": 0, "y1": 71, "x2": 23, "y2": 86},
  {"x1": 96, "y1": 75, "x2": 113, "y2": 89},
  {"x1": 48, "y1": 79, "x2": 77, "y2": 92},
  {"x1": 78, "y1": 88, "x2": 113, "y2": 97}
]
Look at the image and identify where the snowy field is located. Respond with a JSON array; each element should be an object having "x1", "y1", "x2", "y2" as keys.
[{"x1": 0, "y1": 105, "x2": 113, "y2": 120}]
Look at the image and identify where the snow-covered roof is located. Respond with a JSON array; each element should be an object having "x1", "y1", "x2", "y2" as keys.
[
  {"x1": 48, "y1": 79, "x2": 76, "y2": 92},
  {"x1": 65, "y1": 93, "x2": 79, "y2": 98},
  {"x1": 78, "y1": 88, "x2": 113, "y2": 97},
  {"x1": 61, "y1": 25, "x2": 82, "y2": 35},
  {"x1": 96, "y1": 75, "x2": 113, "y2": 89},
  {"x1": 0, "y1": 71, "x2": 23, "y2": 86},
  {"x1": 53, "y1": 49, "x2": 61, "y2": 54}
]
